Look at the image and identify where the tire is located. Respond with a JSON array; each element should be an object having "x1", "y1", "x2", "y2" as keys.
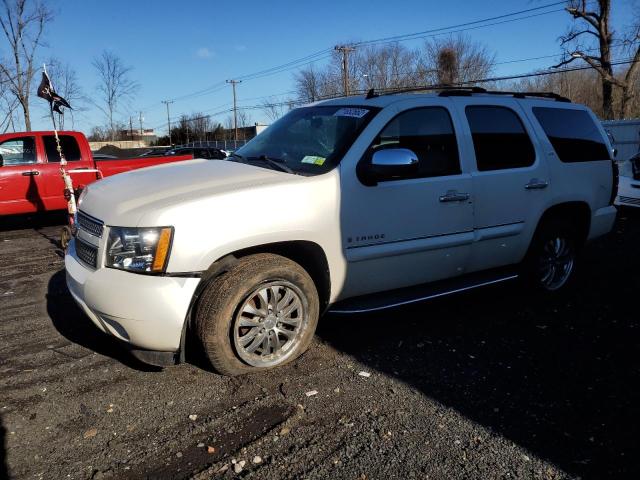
[
  {"x1": 522, "y1": 219, "x2": 579, "y2": 293},
  {"x1": 194, "y1": 253, "x2": 319, "y2": 376}
]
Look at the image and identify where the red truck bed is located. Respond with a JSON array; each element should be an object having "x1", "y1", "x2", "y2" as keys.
[{"x1": 0, "y1": 131, "x2": 193, "y2": 216}]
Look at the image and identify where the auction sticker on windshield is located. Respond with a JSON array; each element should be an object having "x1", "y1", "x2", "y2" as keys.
[
  {"x1": 334, "y1": 107, "x2": 369, "y2": 118},
  {"x1": 301, "y1": 155, "x2": 326, "y2": 166}
]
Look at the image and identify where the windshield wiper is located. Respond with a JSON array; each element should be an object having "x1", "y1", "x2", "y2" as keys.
[{"x1": 250, "y1": 155, "x2": 296, "y2": 174}]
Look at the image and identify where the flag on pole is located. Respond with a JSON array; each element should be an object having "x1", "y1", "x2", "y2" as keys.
[{"x1": 37, "y1": 71, "x2": 72, "y2": 114}]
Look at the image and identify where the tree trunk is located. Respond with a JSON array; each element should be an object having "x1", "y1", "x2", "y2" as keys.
[
  {"x1": 619, "y1": 85, "x2": 635, "y2": 119},
  {"x1": 601, "y1": 80, "x2": 614, "y2": 120},
  {"x1": 21, "y1": 100, "x2": 31, "y2": 131}
]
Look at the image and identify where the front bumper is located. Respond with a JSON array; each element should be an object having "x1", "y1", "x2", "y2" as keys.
[
  {"x1": 615, "y1": 176, "x2": 640, "y2": 208},
  {"x1": 65, "y1": 238, "x2": 200, "y2": 352}
]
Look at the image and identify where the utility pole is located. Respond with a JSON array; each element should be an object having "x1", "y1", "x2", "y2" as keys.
[
  {"x1": 129, "y1": 116, "x2": 134, "y2": 139},
  {"x1": 335, "y1": 45, "x2": 355, "y2": 96},
  {"x1": 226, "y1": 79, "x2": 242, "y2": 142},
  {"x1": 162, "y1": 100, "x2": 174, "y2": 145},
  {"x1": 138, "y1": 112, "x2": 144, "y2": 140}
]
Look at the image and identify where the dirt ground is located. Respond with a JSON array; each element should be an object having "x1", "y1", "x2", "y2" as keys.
[{"x1": 1, "y1": 210, "x2": 639, "y2": 480}]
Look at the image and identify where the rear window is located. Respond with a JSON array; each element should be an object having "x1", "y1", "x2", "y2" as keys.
[
  {"x1": 43, "y1": 135, "x2": 82, "y2": 162},
  {"x1": 465, "y1": 106, "x2": 535, "y2": 171},
  {"x1": 532, "y1": 107, "x2": 611, "y2": 162}
]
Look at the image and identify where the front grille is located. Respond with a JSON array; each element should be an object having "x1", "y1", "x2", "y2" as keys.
[
  {"x1": 77, "y1": 211, "x2": 104, "y2": 238},
  {"x1": 619, "y1": 195, "x2": 640, "y2": 206},
  {"x1": 76, "y1": 238, "x2": 98, "y2": 268}
]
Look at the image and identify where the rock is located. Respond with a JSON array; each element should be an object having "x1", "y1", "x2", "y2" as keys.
[
  {"x1": 176, "y1": 452, "x2": 182, "y2": 458},
  {"x1": 197, "y1": 443, "x2": 205, "y2": 448},
  {"x1": 305, "y1": 390, "x2": 318, "y2": 397},
  {"x1": 234, "y1": 460, "x2": 246, "y2": 474},
  {"x1": 83, "y1": 428, "x2": 97, "y2": 439},
  {"x1": 252, "y1": 455, "x2": 262, "y2": 464},
  {"x1": 358, "y1": 371, "x2": 371, "y2": 378},
  {"x1": 188, "y1": 414, "x2": 197, "y2": 421}
]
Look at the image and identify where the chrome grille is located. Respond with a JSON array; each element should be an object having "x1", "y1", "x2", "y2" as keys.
[
  {"x1": 619, "y1": 195, "x2": 640, "y2": 206},
  {"x1": 77, "y1": 211, "x2": 104, "y2": 238},
  {"x1": 76, "y1": 238, "x2": 98, "y2": 268}
]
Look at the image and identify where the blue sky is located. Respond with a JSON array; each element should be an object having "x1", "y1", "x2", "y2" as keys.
[{"x1": 26, "y1": 0, "x2": 638, "y2": 133}]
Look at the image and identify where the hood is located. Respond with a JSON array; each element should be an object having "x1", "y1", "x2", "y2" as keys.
[{"x1": 79, "y1": 159, "x2": 288, "y2": 225}]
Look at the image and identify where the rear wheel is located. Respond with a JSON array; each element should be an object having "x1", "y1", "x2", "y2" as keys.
[
  {"x1": 524, "y1": 220, "x2": 579, "y2": 292},
  {"x1": 194, "y1": 253, "x2": 319, "y2": 376}
]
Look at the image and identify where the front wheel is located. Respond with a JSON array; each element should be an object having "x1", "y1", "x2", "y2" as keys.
[
  {"x1": 194, "y1": 253, "x2": 319, "y2": 376},
  {"x1": 524, "y1": 220, "x2": 578, "y2": 292}
]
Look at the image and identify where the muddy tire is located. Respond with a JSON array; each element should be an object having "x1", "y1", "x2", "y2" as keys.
[
  {"x1": 194, "y1": 253, "x2": 319, "y2": 376},
  {"x1": 523, "y1": 219, "x2": 579, "y2": 293}
]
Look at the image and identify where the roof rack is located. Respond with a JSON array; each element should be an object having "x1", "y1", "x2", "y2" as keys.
[
  {"x1": 440, "y1": 89, "x2": 571, "y2": 102},
  {"x1": 365, "y1": 85, "x2": 486, "y2": 99},
  {"x1": 364, "y1": 86, "x2": 571, "y2": 103}
]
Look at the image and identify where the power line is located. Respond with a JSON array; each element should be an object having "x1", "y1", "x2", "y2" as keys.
[
  {"x1": 132, "y1": 2, "x2": 615, "y2": 131},
  {"x1": 354, "y1": 1, "x2": 567, "y2": 47}
]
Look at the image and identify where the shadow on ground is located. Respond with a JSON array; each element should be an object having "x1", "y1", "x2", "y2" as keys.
[
  {"x1": 0, "y1": 211, "x2": 67, "y2": 232},
  {"x1": 46, "y1": 269, "x2": 161, "y2": 372},
  {"x1": 317, "y1": 209, "x2": 640, "y2": 480},
  {"x1": 0, "y1": 414, "x2": 8, "y2": 480}
]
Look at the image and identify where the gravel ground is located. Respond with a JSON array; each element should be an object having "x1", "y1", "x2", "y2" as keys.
[{"x1": 1, "y1": 210, "x2": 639, "y2": 480}]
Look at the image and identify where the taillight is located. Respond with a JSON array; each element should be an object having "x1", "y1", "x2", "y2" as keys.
[{"x1": 610, "y1": 159, "x2": 619, "y2": 205}]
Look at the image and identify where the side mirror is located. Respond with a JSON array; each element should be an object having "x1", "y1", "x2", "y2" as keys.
[
  {"x1": 612, "y1": 148, "x2": 618, "y2": 159},
  {"x1": 369, "y1": 148, "x2": 419, "y2": 181}
]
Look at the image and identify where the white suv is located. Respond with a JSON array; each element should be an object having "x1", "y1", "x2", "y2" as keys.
[{"x1": 65, "y1": 88, "x2": 618, "y2": 375}]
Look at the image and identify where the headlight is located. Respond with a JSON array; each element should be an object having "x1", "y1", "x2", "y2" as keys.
[{"x1": 106, "y1": 226, "x2": 173, "y2": 273}]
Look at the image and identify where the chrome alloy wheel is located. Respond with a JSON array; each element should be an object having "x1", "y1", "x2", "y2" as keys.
[
  {"x1": 233, "y1": 281, "x2": 307, "y2": 367},
  {"x1": 538, "y1": 237, "x2": 575, "y2": 291}
]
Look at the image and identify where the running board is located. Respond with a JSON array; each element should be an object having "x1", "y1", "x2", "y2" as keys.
[{"x1": 329, "y1": 267, "x2": 519, "y2": 314}]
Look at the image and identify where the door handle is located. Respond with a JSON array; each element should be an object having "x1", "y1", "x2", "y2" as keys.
[
  {"x1": 525, "y1": 179, "x2": 548, "y2": 190},
  {"x1": 439, "y1": 190, "x2": 470, "y2": 202},
  {"x1": 21, "y1": 170, "x2": 40, "y2": 176}
]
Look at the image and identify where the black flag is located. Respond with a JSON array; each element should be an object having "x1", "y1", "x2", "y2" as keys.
[{"x1": 37, "y1": 71, "x2": 72, "y2": 114}]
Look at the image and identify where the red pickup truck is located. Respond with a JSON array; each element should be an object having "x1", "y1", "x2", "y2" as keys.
[{"x1": 0, "y1": 131, "x2": 193, "y2": 216}]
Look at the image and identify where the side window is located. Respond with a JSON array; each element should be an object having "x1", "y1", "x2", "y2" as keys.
[
  {"x1": 0, "y1": 137, "x2": 37, "y2": 166},
  {"x1": 532, "y1": 107, "x2": 611, "y2": 162},
  {"x1": 43, "y1": 135, "x2": 82, "y2": 162},
  {"x1": 370, "y1": 107, "x2": 461, "y2": 178},
  {"x1": 465, "y1": 106, "x2": 535, "y2": 171}
]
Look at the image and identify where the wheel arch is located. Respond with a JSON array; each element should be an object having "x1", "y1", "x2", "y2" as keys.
[
  {"x1": 535, "y1": 201, "x2": 592, "y2": 246},
  {"x1": 178, "y1": 240, "x2": 331, "y2": 363}
]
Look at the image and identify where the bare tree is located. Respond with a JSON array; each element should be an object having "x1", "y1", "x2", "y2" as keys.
[
  {"x1": 294, "y1": 63, "x2": 323, "y2": 102},
  {"x1": 261, "y1": 97, "x2": 290, "y2": 122},
  {"x1": 293, "y1": 36, "x2": 495, "y2": 104},
  {"x1": 421, "y1": 35, "x2": 496, "y2": 86},
  {"x1": 0, "y1": 0, "x2": 53, "y2": 131},
  {"x1": 354, "y1": 43, "x2": 420, "y2": 91},
  {"x1": 554, "y1": 0, "x2": 640, "y2": 119},
  {"x1": 46, "y1": 59, "x2": 85, "y2": 130},
  {"x1": 0, "y1": 89, "x2": 19, "y2": 132},
  {"x1": 92, "y1": 51, "x2": 139, "y2": 138}
]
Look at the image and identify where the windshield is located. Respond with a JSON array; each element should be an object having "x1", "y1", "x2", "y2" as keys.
[{"x1": 233, "y1": 105, "x2": 379, "y2": 175}]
